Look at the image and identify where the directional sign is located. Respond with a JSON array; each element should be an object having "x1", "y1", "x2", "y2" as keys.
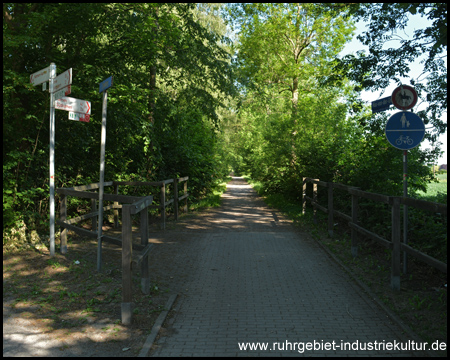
[
  {"x1": 391, "y1": 85, "x2": 418, "y2": 111},
  {"x1": 53, "y1": 85, "x2": 72, "y2": 101},
  {"x1": 68, "y1": 112, "x2": 90, "y2": 122},
  {"x1": 385, "y1": 111, "x2": 425, "y2": 150},
  {"x1": 30, "y1": 66, "x2": 51, "y2": 86},
  {"x1": 371, "y1": 96, "x2": 392, "y2": 113},
  {"x1": 52, "y1": 68, "x2": 72, "y2": 93},
  {"x1": 55, "y1": 97, "x2": 91, "y2": 114},
  {"x1": 99, "y1": 76, "x2": 113, "y2": 93}
]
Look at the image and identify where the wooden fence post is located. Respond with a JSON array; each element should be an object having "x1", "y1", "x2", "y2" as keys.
[
  {"x1": 174, "y1": 178, "x2": 179, "y2": 220},
  {"x1": 313, "y1": 181, "x2": 318, "y2": 224},
  {"x1": 60, "y1": 194, "x2": 67, "y2": 254},
  {"x1": 160, "y1": 182, "x2": 165, "y2": 230},
  {"x1": 91, "y1": 198, "x2": 97, "y2": 235},
  {"x1": 327, "y1": 183, "x2": 334, "y2": 237},
  {"x1": 121, "y1": 205, "x2": 133, "y2": 325},
  {"x1": 140, "y1": 208, "x2": 150, "y2": 295},
  {"x1": 113, "y1": 183, "x2": 119, "y2": 228},
  {"x1": 183, "y1": 180, "x2": 188, "y2": 213},
  {"x1": 391, "y1": 196, "x2": 401, "y2": 291},
  {"x1": 351, "y1": 192, "x2": 359, "y2": 257},
  {"x1": 302, "y1": 177, "x2": 307, "y2": 215}
]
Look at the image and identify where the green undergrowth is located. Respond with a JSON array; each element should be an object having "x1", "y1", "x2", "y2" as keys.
[{"x1": 189, "y1": 177, "x2": 230, "y2": 212}]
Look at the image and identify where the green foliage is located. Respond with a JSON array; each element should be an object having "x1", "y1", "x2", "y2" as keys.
[
  {"x1": 224, "y1": 3, "x2": 444, "y2": 200},
  {"x1": 3, "y1": 3, "x2": 235, "y2": 245},
  {"x1": 4, "y1": 3, "x2": 446, "y2": 253},
  {"x1": 333, "y1": 3, "x2": 447, "y2": 147},
  {"x1": 221, "y1": 3, "x2": 446, "y2": 265}
]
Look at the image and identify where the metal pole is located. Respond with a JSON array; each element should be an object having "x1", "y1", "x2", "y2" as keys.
[
  {"x1": 49, "y1": 63, "x2": 56, "y2": 256},
  {"x1": 403, "y1": 150, "x2": 408, "y2": 274},
  {"x1": 97, "y1": 89, "x2": 108, "y2": 272}
]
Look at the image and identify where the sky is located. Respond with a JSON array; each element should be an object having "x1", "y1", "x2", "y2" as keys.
[{"x1": 340, "y1": 14, "x2": 447, "y2": 165}]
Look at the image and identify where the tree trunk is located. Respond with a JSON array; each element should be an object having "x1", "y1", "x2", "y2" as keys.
[
  {"x1": 292, "y1": 76, "x2": 299, "y2": 109},
  {"x1": 290, "y1": 76, "x2": 299, "y2": 169},
  {"x1": 146, "y1": 65, "x2": 157, "y2": 177},
  {"x1": 148, "y1": 65, "x2": 156, "y2": 124}
]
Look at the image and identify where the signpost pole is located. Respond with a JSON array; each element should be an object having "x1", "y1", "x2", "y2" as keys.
[
  {"x1": 97, "y1": 89, "x2": 108, "y2": 272},
  {"x1": 385, "y1": 84, "x2": 422, "y2": 275},
  {"x1": 403, "y1": 150, "x2": 408, "y2": 274},
  {"x1": 97, "y1": 76, "x2": 113, "y2": 272},
  {"x1": 49, "y1": 63, "x2": 57, "y2": 256}
]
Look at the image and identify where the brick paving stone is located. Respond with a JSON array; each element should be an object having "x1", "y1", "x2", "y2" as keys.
[{"x1": 149, "y1": 177, "x2": 427, "y2": 357}]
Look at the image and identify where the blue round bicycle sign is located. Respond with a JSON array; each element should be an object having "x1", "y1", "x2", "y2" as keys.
[{"x1": 385, "y1": 111, "x2": 425, "y2": 150}]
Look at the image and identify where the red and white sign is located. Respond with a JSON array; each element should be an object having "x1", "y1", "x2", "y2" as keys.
[
  {"x1": 68, "y1": 112, "x2": 90, "y2": 122},
  {"x1": 52, "y1": 68, "x2": 72, "y2": 93},
  {"x1": 54, "y1": 97, "x2": 91, "y2": 114},
  {"x1": 30, "y1": 66, "x2": 50, "y2": 86},
  {"x1": 391, "y1": 85, "x2": 418, "y2": 111}
]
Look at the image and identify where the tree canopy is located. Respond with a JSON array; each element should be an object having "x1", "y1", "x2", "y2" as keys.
[
  {"x1": 334, "y1": 3, "x2": 447, "y2": 142},
  {"x1": 3, "y1": 3, "x2": 446, "y2": 246},
  {"x1": 3, "y1": 3, "x2": 234, "y2": 237},
  {"x1": 223, "y1": 3, "x2": 446, "y2": 197}
]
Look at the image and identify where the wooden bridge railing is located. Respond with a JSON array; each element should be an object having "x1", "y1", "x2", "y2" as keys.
[{"x1": 302, "y1": 177, "x2": 447, "y2": 291}]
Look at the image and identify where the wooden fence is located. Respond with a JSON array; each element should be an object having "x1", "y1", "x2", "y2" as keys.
[
  {"x1": 121, "y1": 196, "x2": 154, "y2": 325},
  {"x1": 302, "y1": 177, "x2": 447, "y2": 290},
  {"x1": 112, "y1": 176, "x2": 189, "y2": 229},
  {"x1": 55, "y1": 176, "x2": 189, "y2": 324}
]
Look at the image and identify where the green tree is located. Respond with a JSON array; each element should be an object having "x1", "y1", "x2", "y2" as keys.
[
  {"x1": 225, "y1": 3, "x2": 356, "y2": 195},
  {"x1": 230, "y1": 3, "x2": 354, "y2": 110},
  {"x1": 334, "y1": 3, "x2": 447, "y2": 145},
  {"x1": 3, "y1": 3, "x2": 234, "y2": 241}
]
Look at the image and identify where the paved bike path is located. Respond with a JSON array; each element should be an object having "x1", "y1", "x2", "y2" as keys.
[{"x1": 150, "y1": 177, "x2": 423, "y2": 357}]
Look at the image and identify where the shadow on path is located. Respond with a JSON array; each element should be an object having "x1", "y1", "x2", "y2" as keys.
[{"x1": 149, "y1": 177, "x2": 426, "y2": 357}]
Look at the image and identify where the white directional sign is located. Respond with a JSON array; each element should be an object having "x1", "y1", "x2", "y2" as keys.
[
  {"x1": 68, "y1": 112, "x2": 90, "y2": 122},
  {"x1": 30, "y1": 66, "x2": 51, "y2": 86},
  {"x1": 54, "y1": 97, "x2": 91, "y2": 114},
  {"x1": 53, "y1": 85, "x2": 72, "y2": 101},
  {"x1": 52, "y1": 68, "x2": 72, "y2": 93}
]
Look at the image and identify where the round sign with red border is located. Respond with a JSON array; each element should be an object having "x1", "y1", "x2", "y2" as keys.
[{"x1": 391, "y1": 85, "x2": 418, "y2": 110}]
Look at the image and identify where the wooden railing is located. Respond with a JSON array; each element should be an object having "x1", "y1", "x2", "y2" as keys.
[
  {"x1": 55, "y1": 176, "x2": 189, "y2": 324},
  {"x1": 302, "y1": 177, "x2": 447, "y2": 290},
  {"x1": 112, "y1": 176, "x2": 189, "y2": 229},
  {"x1": 121, "y1": 196, "x2": 154, "y2": 325}
]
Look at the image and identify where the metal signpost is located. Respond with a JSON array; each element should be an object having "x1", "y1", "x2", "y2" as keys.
[
  {"x1": 97, "y1": 76, "x2": 113, "y2": 272},
  {"x1": 49, "y1": 64, "x2": 57, "y2": 256},
  {"x1": 384, "y1": 84, "x2": 423, "y2": 274},
  {"x1": 30, "y1": 63, "x2": 90, "y2": 256}
]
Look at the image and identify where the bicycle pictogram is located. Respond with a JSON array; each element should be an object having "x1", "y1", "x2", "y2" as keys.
[{"x1": 395, "y1": 135, "x2": 413, "y2": 146}]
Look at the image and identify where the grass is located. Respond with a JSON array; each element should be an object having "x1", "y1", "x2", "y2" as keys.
[
  {"x1": 415, "y1": 172, "x2": 447, "y2": 199},
  {"x1": 189, "y1": 178, "x2": 230, "y2": 212}
]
